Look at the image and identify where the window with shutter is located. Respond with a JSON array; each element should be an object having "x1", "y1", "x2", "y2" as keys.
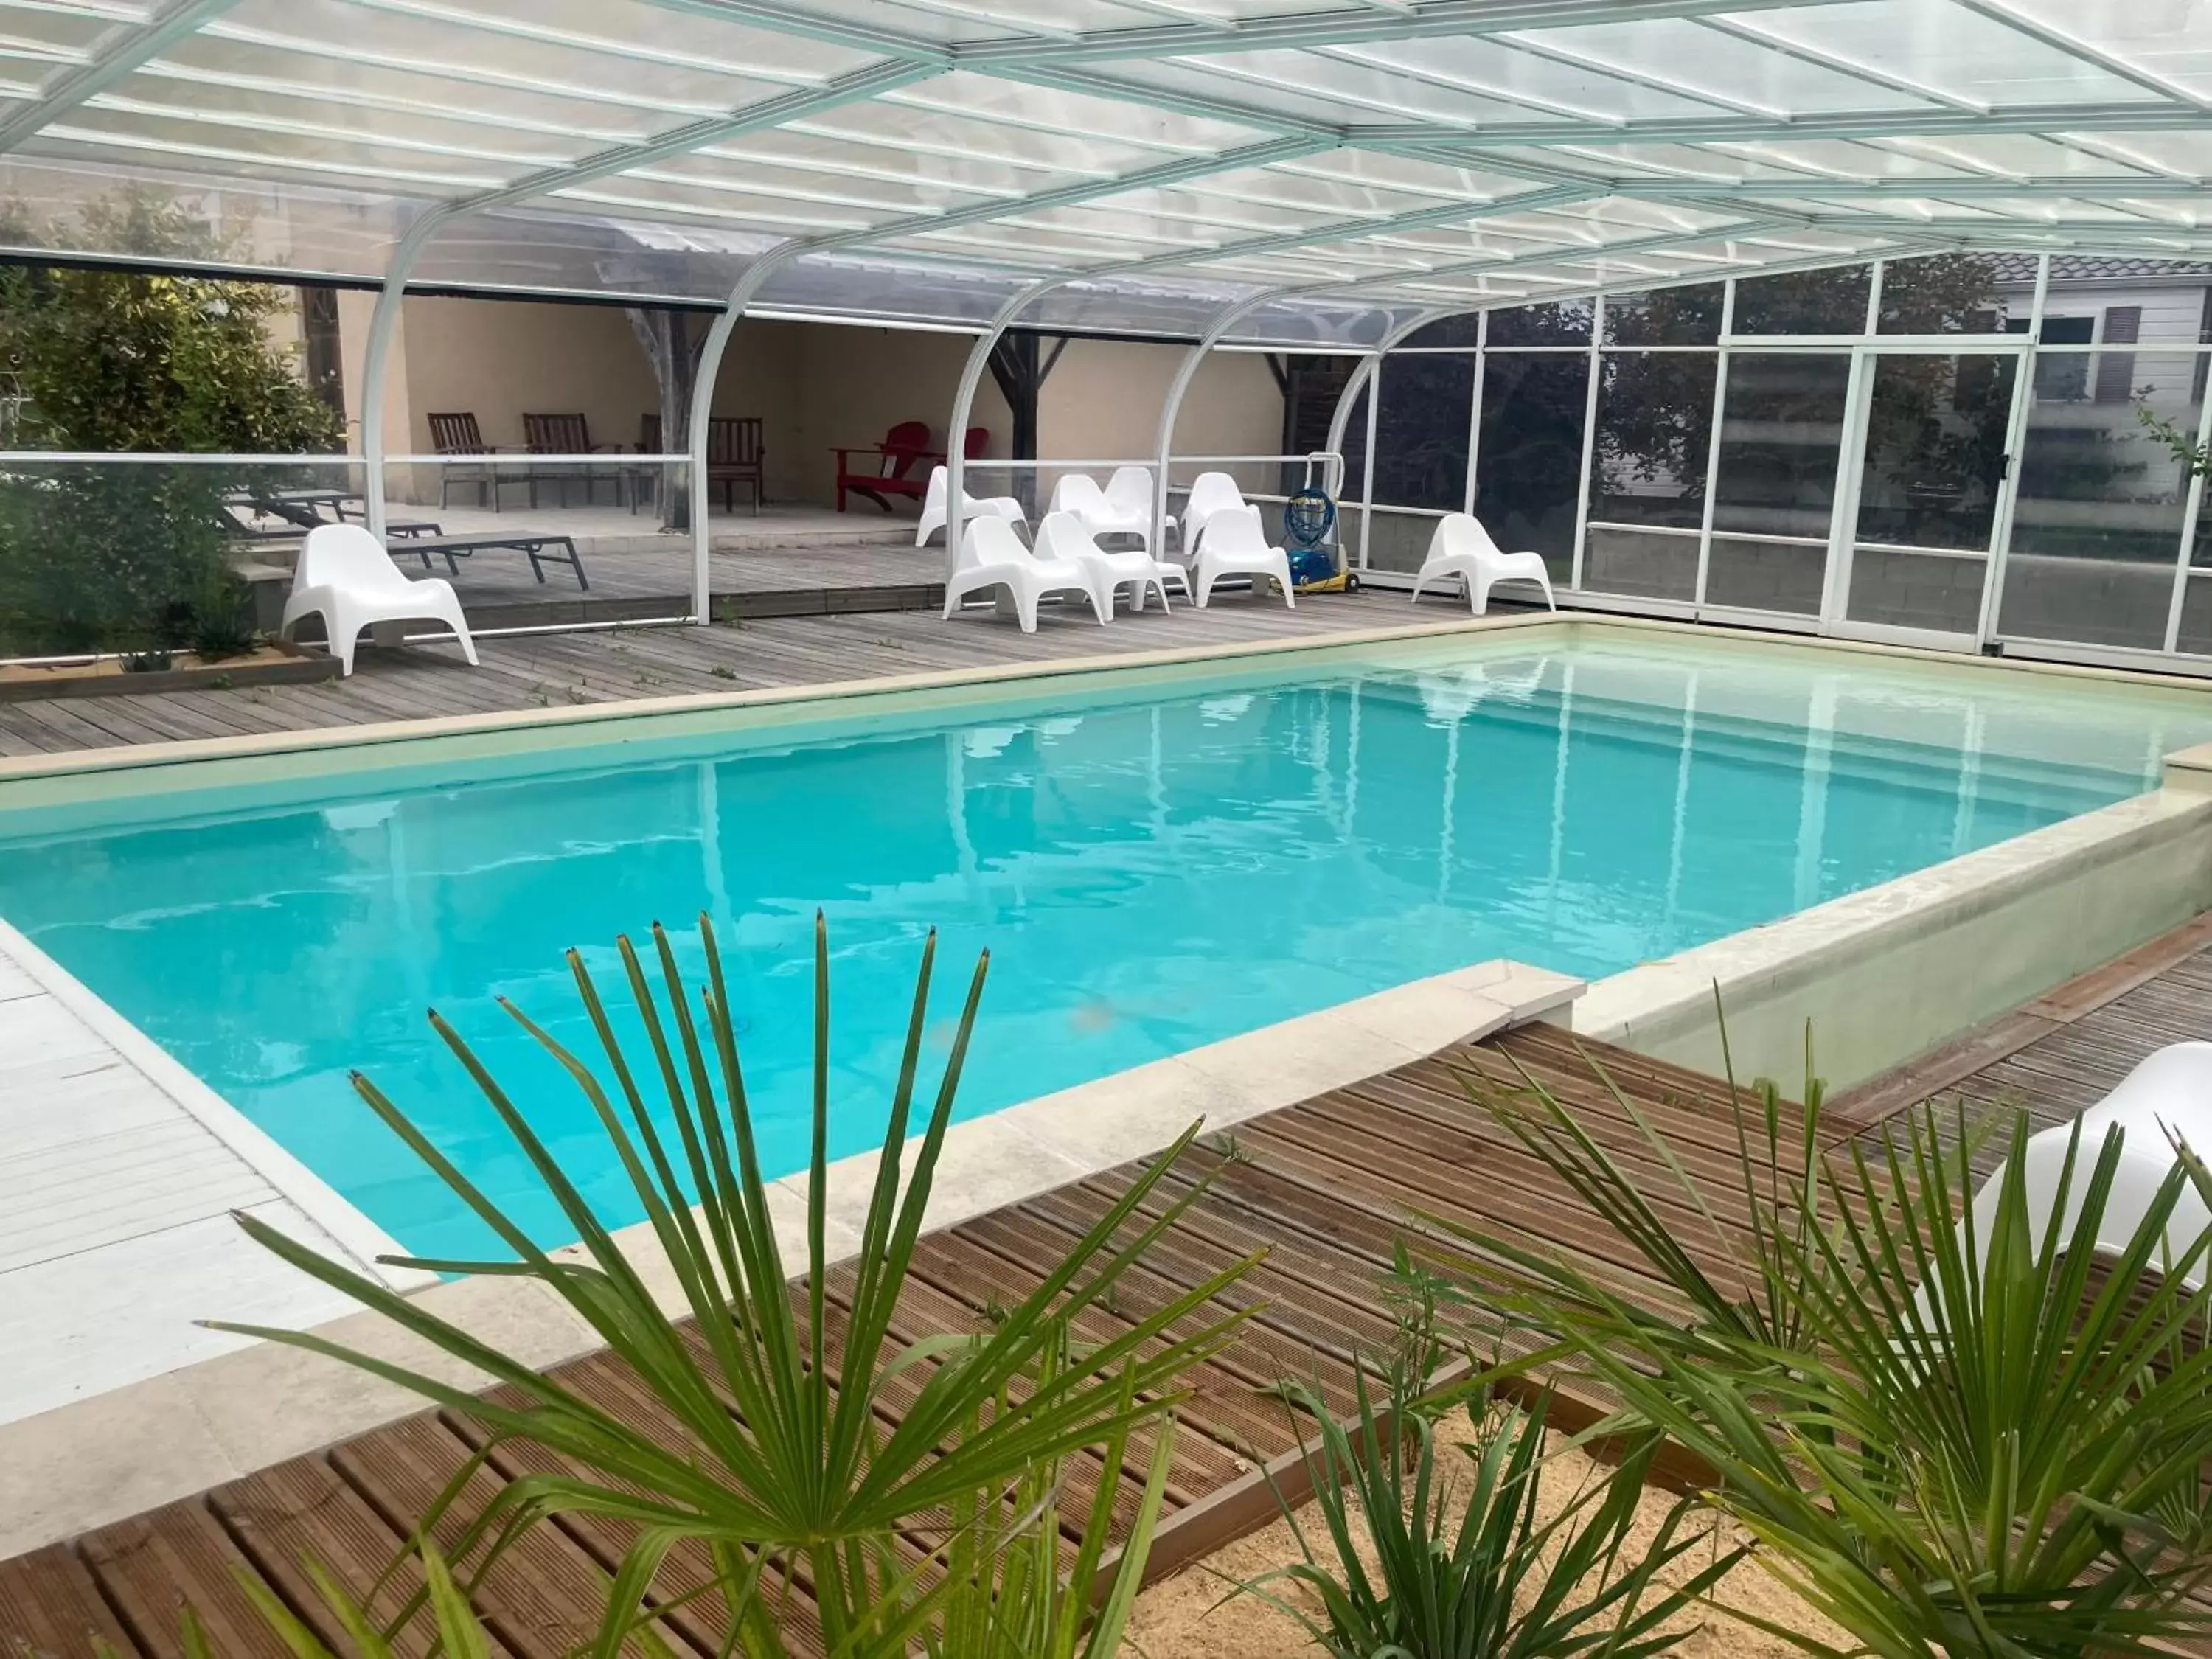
[{"x1": 2094, "y1": 305, "x2": 2141, "y2": 403}]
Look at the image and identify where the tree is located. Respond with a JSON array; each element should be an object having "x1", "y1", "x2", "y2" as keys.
[{"x1": 0, "y1": 189, "x2": 341, "y2": 655}]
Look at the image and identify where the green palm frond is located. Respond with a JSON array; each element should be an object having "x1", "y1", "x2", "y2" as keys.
[
  {"x1": 1422, "y1": 1033, "x2": 2212, "y2": 1659},
  {"x1": 212, "y1": 914, "x2": 1258, "y2": 1655},
  {"x1": 1238, "y1": 1371, "x2": 1741, "y2": 1659}
]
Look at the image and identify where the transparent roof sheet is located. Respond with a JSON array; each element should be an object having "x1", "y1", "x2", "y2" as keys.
[{"x1": 1, "y1": 0, "x2": 2208, "y2": 336}]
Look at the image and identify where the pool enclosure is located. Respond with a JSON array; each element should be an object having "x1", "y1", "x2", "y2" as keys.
[{"x1": 4, "y1": 0, "x2": 2212, "y2": 671}]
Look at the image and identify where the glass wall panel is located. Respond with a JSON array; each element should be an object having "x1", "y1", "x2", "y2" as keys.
[
  {"x1": 1402, "y1": 313, "x2": 1484, "y2": 349},
  {"x1": 1372, "y1": 355, "x2": 1475, "y2": 509},
  {"x1": 1706, "y1": 353, "x2": 1851, "y2": 614},
  {"x1": 1998, "y1": 349, "x2": 2201, "y2": 649},
  {"x1": 1484, "y1": 301, "x2": 1593, "y2": 347},
  {"x1": 1603, "y1": 283, "x2": 1724, "y2": 347},
  {"x1": 1, "y1": 459, "x2": 366, "y2": 661},
  {"x1": 1845, "y1": 352, "x2": 2015, "y2": 633},
  {"x1": 1733, "y1": 265, "x2": 1871, "y2": 335},
  {"x1": 1584, "y1": 349, "x2": 1716, "y2": 601},
  {"x1": 1365, "y1": 507, "x2": 1442, "y2": 575},
  {"x1": 1340, "y1": 381, "x2": 1370, "y2": 511},
  {"x1": 1474, "y1": 352, "x2": 1587, "y2": 585},
  {"x1": 1876, "y1": 253, "x2": 2015, "y2": 335},
  {"x1": 2174, "y1": 507, "x2": 2212, "y2": 655}
]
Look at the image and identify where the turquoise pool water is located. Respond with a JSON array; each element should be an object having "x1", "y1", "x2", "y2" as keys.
[{"x1": 3, "y1": 636, "x2": 2208, "y2": 1260}]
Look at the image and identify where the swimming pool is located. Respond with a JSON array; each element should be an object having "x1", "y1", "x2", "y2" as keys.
[{"x1": 4, "y1": 628, "x2": 2208, "y2": 1260}]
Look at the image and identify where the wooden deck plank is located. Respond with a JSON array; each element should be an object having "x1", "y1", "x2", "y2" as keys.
[
  {"x1": 0, "y1": 598, "x2": 1415, "y2": 757},
  {"x1": 0, "y1": 1545, "x2": 139, "y2": 1659},
  {"x1": 77, "y1": 1503, "x2": 297, "y2": 1659},
  {"x1": 327, "y1": 1416, "x2": 657, "y2": 1659},
  {"x1": 206, "y1": 1459, "x2": 468, "y2": 1659}
]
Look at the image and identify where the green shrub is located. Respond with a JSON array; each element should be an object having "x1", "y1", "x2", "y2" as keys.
[{"x1": 0, "y1": 190, "x2": 340, "y2": 656}]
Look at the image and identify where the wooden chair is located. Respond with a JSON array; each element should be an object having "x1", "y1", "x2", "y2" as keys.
[
  {"x1": 708, "y1": 416, "x2": 765, "y2": 515},
  {"x1": 521, "y1": 411, "x2": 622, "y2": 507},
  {"x1": 426, "y1": 411, "x2": 529, "y2": 511},
  {"x1": 628, "y1": 414, "x2": 767, "y2": 515}
]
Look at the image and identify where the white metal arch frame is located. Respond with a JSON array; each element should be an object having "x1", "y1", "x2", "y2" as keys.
[{"x1": 942, "y1": 276, "x2": 1079, "y2": 564}]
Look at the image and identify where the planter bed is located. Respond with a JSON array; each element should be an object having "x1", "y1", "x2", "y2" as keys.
[{"x1": 0, "y1": 641, "x2": 336, "y2": 702}]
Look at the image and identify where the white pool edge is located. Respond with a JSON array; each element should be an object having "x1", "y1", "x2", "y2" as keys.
[
  {"x1": 0, "y1": 955, "x2": 1582, "y2": 1558},
  {"x1": 1563, "y1": 760, "x2": 2212, "y2": 1092},
  {"x1": 0, "y1": 913, "x2": 432, "y2": 1298}
]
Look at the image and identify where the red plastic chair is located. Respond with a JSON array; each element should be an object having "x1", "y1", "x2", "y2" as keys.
[{"x1": 834, "y1": 420, "x2": 938, "y2": 512}]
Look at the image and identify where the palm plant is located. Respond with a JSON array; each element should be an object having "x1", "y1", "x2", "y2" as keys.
[
  {"x1": 1425, "y1": 1043, "x2": 2212, "y2": 1659},
  {"x1": 924, "y1": 1343, "x2": 1175, "y2": 1658},
  {"x1": 1240, "y1": 1371, "x2": 1740, "y2": 1659},
  {"x1": 212, "y1": 914, "x2": 1257, "y2": 1656}
]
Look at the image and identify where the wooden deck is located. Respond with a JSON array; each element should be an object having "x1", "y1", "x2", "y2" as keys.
[
  {"x1": 7, "y1": 908, "x2": 2211, "y2": 1658},
  {"x1": 0, "y1": 594, "x2": 1416, "y2": 759}
]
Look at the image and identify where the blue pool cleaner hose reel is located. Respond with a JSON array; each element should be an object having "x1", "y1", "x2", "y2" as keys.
[{"x1": 1283, "y1": 484, "x2": 1351, "y2": 592}]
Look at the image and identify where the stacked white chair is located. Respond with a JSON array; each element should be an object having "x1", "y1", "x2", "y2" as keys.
[
  {"x1": 1049, "y1": 468, "x2": 1155, "y2": 553},
  {"x1": 281, "y1": 524, "x2": 479, "y2": 677},
  {"x1": 1411, "y1": 513, "x2": 1557, "y2": 616},
  {"x1": 1180, "y1": 470, "x2": 1248, "y2": 562},
  {"x1": 1035, "y1": 510, "x2": 1187, "y2": 615},
  {"x1": 914, "y1": 465, "x2": 1026, "y2": 547},
  {"x1": 941, "y1": 514, "x2": 1108, "y2": 633},
  {"x1": 1190, "y1": 505, "x2": 1295, "y2": 610}
]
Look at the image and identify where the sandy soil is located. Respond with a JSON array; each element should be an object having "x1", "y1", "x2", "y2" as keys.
[{"x1": 1124, "y1": 1416, "x2": 1846, "y2": 1658}]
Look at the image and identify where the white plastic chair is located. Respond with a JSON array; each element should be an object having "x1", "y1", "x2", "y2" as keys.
[
  {"x1": 1034, "y1": 510, "x2": 1186, "y2": 615},
  {"x1": 1050, "y1": 470, "x2": 1154, "y2": 553},
  {"x1": 1411, "y1": 513, "x2": 1557, "y2": 616},
  {"x1": 280, "y1": 524, "x2": 479, "y2": 677},
  {"x1": 1180, "y1": 470, "x2": 1248, "y2": 562},
  {"x1": 1191, "y1": 506, "x2": 1294, "y2": 610},
  {"x1": 1961, "y1": 1042, "x2": 2212, "y2": 1295},
  {"x1": 942, "y1": 515, "x2": 1108, "y2": 633},
  {"x1": 915, "y1": 465, "x2": 1025, "y2": 548}
]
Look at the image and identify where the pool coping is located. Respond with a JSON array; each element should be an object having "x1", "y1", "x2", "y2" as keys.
[
  {"x1": 5, "y1": 607, "x2": 2212, "y2": 795},
  {"x1": 0, "y1": 911, "x2": 432, "y2": 1300},
  {"x1": 0, "y1": 954, "x2": 1582, "y2": 1559}
]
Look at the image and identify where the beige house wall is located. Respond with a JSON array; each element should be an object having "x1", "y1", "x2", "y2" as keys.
[
  {"x1": 338, "y1": 299, "x2": 1286, "y2": 511},
  {"x1": 342, "y1": 299, "x2": 1013, "y2": 509},
  {"x1": 1038, "y1": 340, "x2": 1284, "y2": 492}
]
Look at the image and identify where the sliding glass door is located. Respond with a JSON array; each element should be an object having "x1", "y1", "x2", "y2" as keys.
[
  {"x1": 1835, "y1": 349, "x2": 2020, "y2": 639},
  {"x1": 1705, "y1": 352, "x2": 1851, "y2": 616}
]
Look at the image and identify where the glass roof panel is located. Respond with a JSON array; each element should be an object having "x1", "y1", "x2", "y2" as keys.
[
  {"x1": 1525, "y1": 17, "x2": 1938, "y2": 116},
  {"x1": 883, "y1": 72, "x2": 1267, "y2": 154},
  {"x1": 1969, "y1": 0, "x2": 2212, "y2": 100},
  {"x1": 1175, "y1": 48, "x2": 1589, "y2": 128},
  {"x1": 0, "y1": 152, "x2": 407, "y2": 276},
  {"x1": 1727, "y1": 0, "x2": 2175, "y2": 108},
  {"x1": 26, "y1": 119, "x2": 512, "y2": 192},
  {"x1": 604, "y1": 150, "x2": 1009, "y2": 219},
  {"x1": 5, "y1": 0, "x2": 2212, "y2": 319},
  {"x1": 1315, "y1": 34, "x2": 1728, "y2": 121},
  {"x1": 156, "y1": 26, "x2": 692, "y2": 145},
  {"x1": 218, "y1": 0, "x2": 871, "y2": 114},
  {"x1": 0, "y1": 0, "x2": 131, "y2": 78}
]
